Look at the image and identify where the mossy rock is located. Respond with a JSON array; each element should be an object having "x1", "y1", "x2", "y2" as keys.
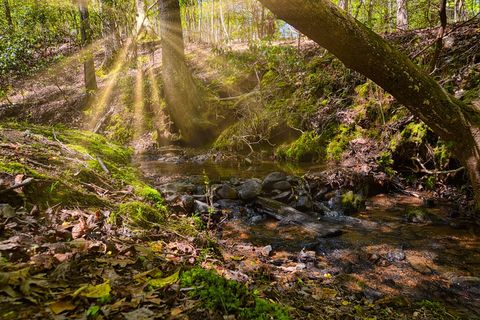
[
  {"x1": 275, "y1": 131, "x2": 322, "y2": 162},
  {"x1": 341, "y1": 191, "x2": 366, "y2": 214}
]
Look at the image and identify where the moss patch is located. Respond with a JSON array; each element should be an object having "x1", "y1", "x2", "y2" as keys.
[{"x1": 180, "y1": 267, "x2": 290, "y2": 320}]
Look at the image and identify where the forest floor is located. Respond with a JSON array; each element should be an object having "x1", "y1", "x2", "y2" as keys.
[
  {"x1": 1, "y1": 21, "x2": 480, "y2": 320},
  {"x1": 2, "y1": 123, "x2": 479, "y2": 319}
]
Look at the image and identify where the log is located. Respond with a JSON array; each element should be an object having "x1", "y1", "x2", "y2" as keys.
[{"x1": 255, "y1": 197, "x2": 341, "y2": 237}]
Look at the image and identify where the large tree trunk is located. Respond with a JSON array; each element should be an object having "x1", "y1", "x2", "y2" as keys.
[
  {"x1": 257, "y1": 0, "x2": 480, "y2": 208},
  {"x1": 158, "y1": 0, "x2": 211, "y2": 146},
  {"x1": 396, "y1": 0, "x2": 408, "y2": 30},
  {"x1": 78, "y1": 0, "x2": 97, "y2": 94}
]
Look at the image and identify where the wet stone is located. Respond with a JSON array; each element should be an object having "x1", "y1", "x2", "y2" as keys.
[
  {"x1": 215, "y1": 184, "x2": 239, "y2": 200},
  {"x1": 271, "y1": 180, "x2": 291, "y2": 191},
  {"x1": 249, "y1": 214, "x2": 266, "y2": 224},
  {"x1": 293, "y1": 195, "x2": 313, "y2": 211},
  {"x1": 271, "y1": 191, "x2": 292, "y2": 202},
  {"x1": 386, "y1": 250, "x2": 406, "y2": 262},
  {"x1": 262, "y1": 172, "x2": 287, "y2": 190},
  {"x1": 180, "y1": 195, "x2": 194, "y2": 213},
  {"x1": 238, "y1": 179, "x2": 262, "y2": 200},
  {"x1": 0, "y1": 204, "x2": 16, "y2": 218}
]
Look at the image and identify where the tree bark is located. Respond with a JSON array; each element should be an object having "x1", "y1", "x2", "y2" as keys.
[
  {"x1": 396, "y1": 0, "x2": 408, "y2": 30},
  {"x1": 158, "y1": 0, "x2": 212, "y2": 146},
  {"x1": 257, "y1": 0, "x2": 480, "y2": 208},
  {"x1": 338, "y1": 0, "x2": 349, "y2": 12},
  {"x1": 3, "y1": 0, "x2": 13, "y2": 33},
  {"x1": 430, "y1": 0, "x2": 447, "y2": 71},
  {"x1": 78, "y1": 0, "x2": 97, "y2": 94},
  {"x1": 454, "y1": 0, "x2": 465, "y2": 22}
]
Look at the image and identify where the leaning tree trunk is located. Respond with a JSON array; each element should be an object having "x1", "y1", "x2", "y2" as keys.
[
  {"x1": 257, "y1": 0, "x2": 480, "y2": 208},
  {"x1": 78, "y1": 0, "x2": 97, "y2": 94},
  {"x1": 158, "y1": 0, "x2": 211, "y2": 146}
]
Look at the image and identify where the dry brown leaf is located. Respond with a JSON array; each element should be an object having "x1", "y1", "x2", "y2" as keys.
[
  {"x1": 71, "y1": 218, "x2": 88, "y2": 239},
  {"x1": 49, "y1": 299, "x2": 77, "y2": 314}
]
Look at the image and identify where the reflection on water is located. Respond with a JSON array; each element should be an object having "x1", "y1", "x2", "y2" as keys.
[{"x1": 140, "y1": 159, "x2": 326, "y2": 182}]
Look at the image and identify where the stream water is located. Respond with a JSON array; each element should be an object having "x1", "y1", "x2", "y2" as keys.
[{"x1": 140, "y1": 157, "x2": 480, "y2": 318}]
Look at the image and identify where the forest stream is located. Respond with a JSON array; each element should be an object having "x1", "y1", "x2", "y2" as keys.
[{"x1": 139, "y1": 151, "x2": 480, "y2": 318}]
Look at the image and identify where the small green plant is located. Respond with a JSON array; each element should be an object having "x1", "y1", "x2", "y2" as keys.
[
  {"x1": 377, "y1": 151, "x2": 396, "y2": 176},
  {"x1": 341, "y1": 191, "x2": 365, "y2": 214},
  {"x1": 180, "y1": 268, "x2": 290, "y2": 319}
]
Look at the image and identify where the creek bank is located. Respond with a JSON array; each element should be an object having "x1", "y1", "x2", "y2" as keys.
[{"x1": 143, "y1": 150, "x2": 480, "y2": 318}]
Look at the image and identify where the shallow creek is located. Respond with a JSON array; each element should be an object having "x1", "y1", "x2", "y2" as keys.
[{"x1": 140, "y1": 157, "x2": 480, "y2": 317}]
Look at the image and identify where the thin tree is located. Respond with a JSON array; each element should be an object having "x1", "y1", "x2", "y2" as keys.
[
  {"x1": 3, "y1": 0, "x2": 13, "y2": 33},
  {"x1": 258, "y1": 0, "x2": 480, "y2": 208},
  {"x1": 78, "y1": 0, "x2": 98, "y2": 95},
  {"x1": 338, "y1": 0, "x2": 349, "y2": 12},
  {"x1": 430, "y1": 0, "x2": 447, "y2": 71},
  {"x1": 396, "y1": 0, "x2": 408, "y2": 30}
]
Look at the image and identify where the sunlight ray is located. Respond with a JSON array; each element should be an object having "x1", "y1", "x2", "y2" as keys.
[
  {"x1": 146, "y1": 67, "x2": 168, "y2": 133},
  {"x1": 133, "y1": 67, "x2": 145, "y2": 142},
  {"x1": 85, "y1": 38, "x2": 133, "y2": 131}
]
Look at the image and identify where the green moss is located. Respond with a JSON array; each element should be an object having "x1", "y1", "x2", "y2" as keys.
[
  {"x1": 0, "y1": 161, "x2": 45, "y2": 178},
  {"x1": 116, "y1": 201, "x2": 166, "y2": 227},
  {"x1": 276, "y1": 131, "x2": 322, "y2": 162},
  {"x1": 105, "y1": 114, "x2": 134, "y2": 145},
  {"x1": 25, "y1": 180, "x2": 106, "y2": 208},
  {"x1": 180, "y1": 267, "x2": 290, "y2": 320},
  {"x1": 401, "y1": 122, "x2": 428, "y2": 145},
  {"x1": 326, "y1": 125, "x2": 363, "y2": 161},
  {"x1": 405, "y1": 207, "x2": 430, "y2": 223},
  {"x1": 341, "y1": 191, "x2": 365, "y2": 214}
]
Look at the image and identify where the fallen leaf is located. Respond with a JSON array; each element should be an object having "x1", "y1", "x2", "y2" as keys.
[
  {"x1": 170, "y1": 307, "x2": 183, "y2": 317},
  {"x1": 49, "y1": 300, "x2": 77, "y2": 314},
  {"x1": 73, "y1": 280, "x2": 110, "y2": 299},
  {"x1": 148, "y1": 270, "x2": 179, "y2": 289},
  {"x1": 72, "y1": 218, "x2": 88, "y2": 239},
  {"x1": 96, "y1": 257, "x2": 136, "y2": 267},
  {"x1": 123, "y1": 307, "x2": 154, "y2": 320}
]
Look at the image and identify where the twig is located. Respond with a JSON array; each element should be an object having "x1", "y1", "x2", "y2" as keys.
[
  {"x1": 0, "y1": 178, "x2": 33, "y2": 194},
  {"x1": 25, "y1": 158, "x2": 52, "y2": 169},
  {"x1": 96, "y1": 156, "x2": 110, "y2": 174}
]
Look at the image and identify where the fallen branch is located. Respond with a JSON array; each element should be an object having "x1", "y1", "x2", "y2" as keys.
[
  {"x1": 96, "y1": 156, "x2": 110, "y2": 175},
  {"x1": 0, "y1": 178, "x2": 33, "y2": 194}
]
